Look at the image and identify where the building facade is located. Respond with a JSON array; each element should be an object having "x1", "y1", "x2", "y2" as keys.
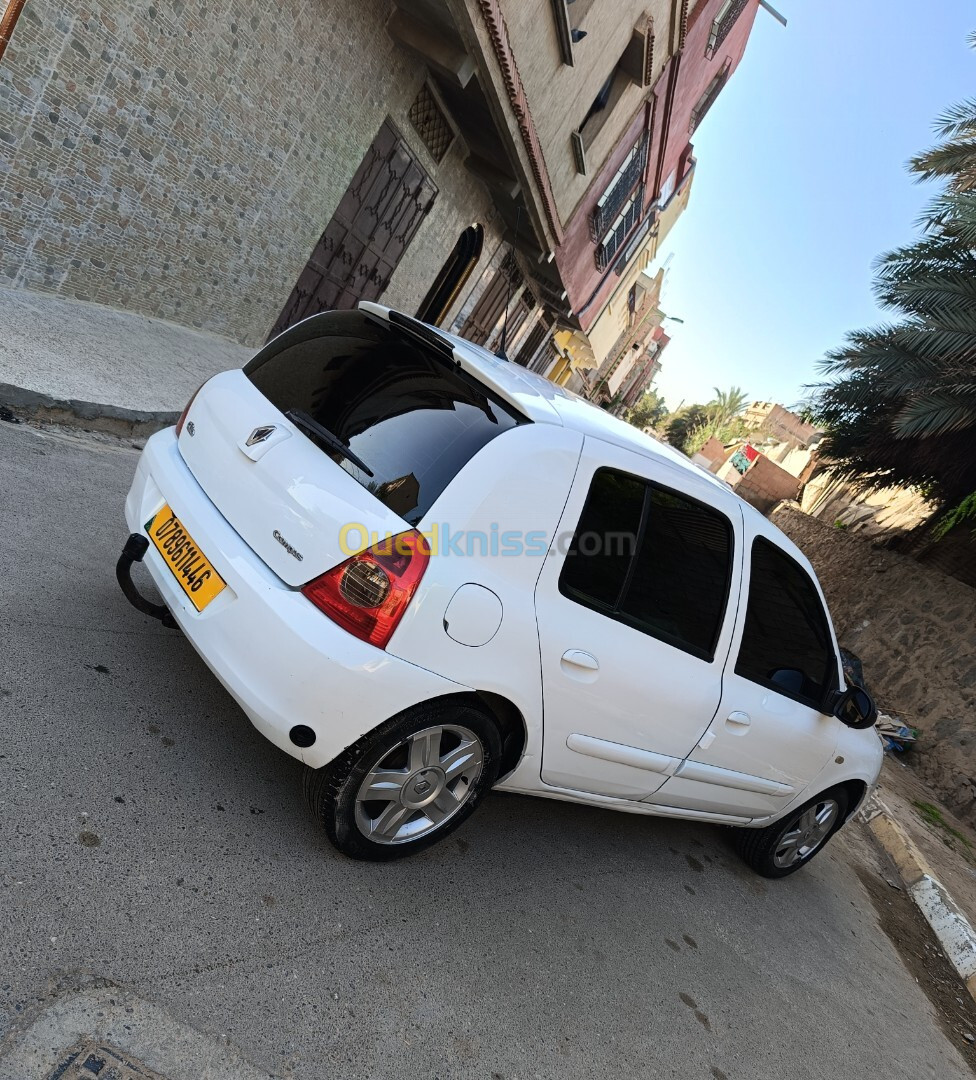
[
  {"x1": 0, "y1": 0, "x2": 763, "y2": 385},
  {"x1": 541, "y1": 0, "x2": 761, "y2": 397},
  {"x1": 742, "y1": 402, "x2": 821, "y2": 447}
]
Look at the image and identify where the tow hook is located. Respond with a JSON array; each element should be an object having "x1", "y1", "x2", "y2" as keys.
[{"x1": 116, "y1": 533, "x2": 178, "y2": 629}]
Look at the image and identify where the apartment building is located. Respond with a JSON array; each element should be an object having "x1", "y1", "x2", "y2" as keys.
[
  {"x1": 742, "y1": 402, "x2": 821, "y2": 447},
  {"x1": 546, "y1": 0, "x2": 763, "y2": 395},
  {"x1": 0, "y1": 0, "x2": 764, "y2": 373}
]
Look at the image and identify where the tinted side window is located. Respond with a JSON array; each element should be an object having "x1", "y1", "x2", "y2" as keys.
[
  {"x1": 560, "y1": 471, "x2": 644, "y2": 609},
  {"x1": 735, "y1": 538, "x2": 836, "y2": 707},
  {"x1": 559, "y1": 469, "x2": 734, "y2": 661}
]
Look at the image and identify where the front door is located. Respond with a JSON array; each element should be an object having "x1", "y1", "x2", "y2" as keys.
[
  {"x1": 535, "y1": 440, "x2": 743, "y2": 800},
  {"x1": 646, "y1": 520, "x2": 843, "y2": 818},
  {"x1": 269, "y1": 120, "x2": 438, "y2": 339}
]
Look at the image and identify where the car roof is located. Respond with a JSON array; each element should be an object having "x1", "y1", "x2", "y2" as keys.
[
  {"x1": 369, "y1": 306, "x2": 824, "y2": 583},
  {"x1": 363, "y1": 302, "x2": 735, "y2": 498}
]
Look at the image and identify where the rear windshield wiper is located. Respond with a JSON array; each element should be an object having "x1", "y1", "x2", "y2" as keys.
[{"x1": 285, "y1": 409, "x2": 374, "y2": 477}]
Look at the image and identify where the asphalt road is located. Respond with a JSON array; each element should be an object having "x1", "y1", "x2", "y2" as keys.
[{"x1": 0, "y1": 419, "x2": 970, "y2": 1080}]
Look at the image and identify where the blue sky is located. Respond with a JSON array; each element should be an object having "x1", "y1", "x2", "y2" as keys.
[{"x1": 649, "y1": 0, "x2": 975, "y2": 412}]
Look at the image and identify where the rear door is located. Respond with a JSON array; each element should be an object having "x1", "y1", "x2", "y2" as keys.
[
  {"x1": 534, "y1": 439, "x2": 743, "y2": 800},
  {"x1": 178, "y1": 310, "x2": 525, "y2": 585},
  {"x1": 647, "y1": 520, "x2": 843, "y2": 818}
]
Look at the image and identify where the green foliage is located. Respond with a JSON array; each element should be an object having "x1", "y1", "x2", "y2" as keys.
[
  {"x1": 914, "y1": 800, "x2": 973, "y2": 855},
  {"x1": 624, "y1": 389, "x2": 669, "y2": 431},
  {"x1": 682, "y1": 423, "x2": 714, "y2": 457},
  {"x1": 664, "y1": 386, "x2": 749, "y2": 455},
  {"x1": 663, "y1": 404, "x2": 709, "y2": 449},
  {"x1": 934, "y1": 490, "x2": 976, "y2": 539},
  {"x1": 706, "y1": 385, "x2": 749, "y2": 427},
  {"x1": 684, "y1": 417, "x2": 748, "y2": 457},
  {"x1": 807, "y1": 34, "x2": 976, "y2": 528}
]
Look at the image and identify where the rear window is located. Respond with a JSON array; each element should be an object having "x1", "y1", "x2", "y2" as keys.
[{"x1": 245, "y1": 312, "x2": 525, "y2": 525}]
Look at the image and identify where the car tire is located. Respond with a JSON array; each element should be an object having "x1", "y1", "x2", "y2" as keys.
[
  {"x1": 733, "y1": 787, "x2": 850, "y2": 879},
  {"x1": 303, "y1": 700, "x2": 502, "y2": 861}
]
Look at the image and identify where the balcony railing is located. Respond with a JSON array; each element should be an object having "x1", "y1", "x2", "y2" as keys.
[
  {"x1": 706, "y1": 0, "x2": 748, "y2": 59},
  {"x1": 689, "y1": 58, "x2": 731, "y2": 133},
  {"x1": 595, "y1": 185, "x2": 644, "y2": 271},
  {"x1": 589, "y1": 132, "x2": 649, "y2": 243}
]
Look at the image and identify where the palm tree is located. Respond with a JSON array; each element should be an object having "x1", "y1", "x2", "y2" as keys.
[
  {"x1": 809, "y1": 33, "x2": 976, "y2": 526},
  {"x1": 707, "y1": 385, "x2": 749, "y2": 427}
]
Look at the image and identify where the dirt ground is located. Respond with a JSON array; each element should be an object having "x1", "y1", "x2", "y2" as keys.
[
  {"x1": 879, "y1": 756, "x2": 976, "y2": 929},
  {"x1": 846, "y1": 803, "x2": 976, "y2": 1072},
  {"x1": 772, "y1": 505, "x2": 976, "y2": 824}
]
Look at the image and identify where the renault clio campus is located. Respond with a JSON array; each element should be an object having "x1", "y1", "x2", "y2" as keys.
[{"x1": 117, "y1": 304, "x2": 880, "y2": 876}]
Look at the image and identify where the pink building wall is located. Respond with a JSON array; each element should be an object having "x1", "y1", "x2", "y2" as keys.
[{"x1": 553, "y1": 0, "x2": 760, "y2": 332}]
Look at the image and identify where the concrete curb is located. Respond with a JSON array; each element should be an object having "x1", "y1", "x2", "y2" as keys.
[
  {"x1": 861, "y1": 793, "x2": 976, "y2": 1001},
  {"x1": 0, "y1": 381, "x2": 177, "y2": 439}
]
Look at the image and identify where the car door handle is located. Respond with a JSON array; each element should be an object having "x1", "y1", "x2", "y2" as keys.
[
  {"x1": 561, "y1": 649, "x2": 599, "y2": 671},
  {"x1": 726, "y1": 710, "x2": 751, "y2": 728}
]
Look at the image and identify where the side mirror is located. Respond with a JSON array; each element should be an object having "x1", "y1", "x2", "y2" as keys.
[{"x1": 831, "y1": 686, "x2": 877, "y2": 730}]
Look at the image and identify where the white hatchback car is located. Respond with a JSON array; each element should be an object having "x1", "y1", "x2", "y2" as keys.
[{"x1": 118, "y1": 303, "x2": 880, "y2": 877}]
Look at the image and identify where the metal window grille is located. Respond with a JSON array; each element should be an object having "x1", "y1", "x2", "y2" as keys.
[
  {"x1": 595, "y1": 185, "x2": 644, "y2": 271},
  {"x1": 589, "y1": 132, "x2": 649, "y2": 242},
  {"x1": 706, "y1": 0, "x2": 748, "y2": 59},
  {"x1": 408, "y1": 84, "x2": 454, "y2": 164},
  {"x1": 689, "y1": 59, "x2": 731, "y2": 133}
]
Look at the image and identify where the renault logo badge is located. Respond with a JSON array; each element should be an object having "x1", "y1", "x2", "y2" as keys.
[{"x1": 246, "y1": 425, "x2": 276, "y2": 446}]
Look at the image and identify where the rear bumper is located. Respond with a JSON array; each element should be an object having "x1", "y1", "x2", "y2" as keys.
[{"x1": 122, "y1": 429, "x2": 466, "y2": 768}]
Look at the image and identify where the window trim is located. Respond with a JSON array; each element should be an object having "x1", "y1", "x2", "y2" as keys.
[
  {"x1": 595, "y1": 185, "x2": 645, "y2": 271},
  {"x1": 590, "y1": 131, "x2": 650, "y2": 241},
  {"x1": 734, "y1": 536, "x2": 840, "y2": 711},
  {"x1": 689, "y1": 58, "x2": 731, "y2": 133},
  {"x1": 558, "y1": 467, "x2": 736, "y2": 663},
  {"x1": 706, "y1": 0, "x2": 748, "y2": 59}
]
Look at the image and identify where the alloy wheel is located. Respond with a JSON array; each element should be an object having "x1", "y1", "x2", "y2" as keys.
[
  {"x1": 354, "y1": 724, "x2": 484, "y2": 845},
  {"x1": 772, "y1": 798, "x2": 841, "y2": 869}
]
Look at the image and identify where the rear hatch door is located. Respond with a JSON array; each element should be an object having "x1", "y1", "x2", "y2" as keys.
[{"x1": 177, "y1": 310, "x2": 527, "y2": 586}]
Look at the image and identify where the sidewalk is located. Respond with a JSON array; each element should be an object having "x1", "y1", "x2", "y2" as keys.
[
  {"x1": 875, "y1": 757, "x2": 976, "y2": 925},
  {"x1": 0, "y1": 287, "x2": 253, "y2": 434},
  {"x1": 864, "y1": 756, "x2": 976, "y2": 999}
]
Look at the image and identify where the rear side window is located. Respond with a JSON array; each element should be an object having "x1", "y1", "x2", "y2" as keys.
[
  {"x1": 735, "y1": 538, "x2": 837, "y2": 708},
  {"x1": 559, "y1": 468, "x2": 734, "y2": 661},
  {"x1": 245, "y1": 312, "x2": 524, "y2": 526}
]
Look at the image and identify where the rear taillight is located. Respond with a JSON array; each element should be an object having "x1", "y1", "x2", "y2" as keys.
[
  {"x1": 301, "y1": 530, "x2": 430, "y2": 649},
  {"x1": 175, "y1": 382, "x2": 205, "y2": 436}
]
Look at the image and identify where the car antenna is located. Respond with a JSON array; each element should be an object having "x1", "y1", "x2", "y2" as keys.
[{"x1": 495, "y1": 204, "x2": 521, "y2": 361}]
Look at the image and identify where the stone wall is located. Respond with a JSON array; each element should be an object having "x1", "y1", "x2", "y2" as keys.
[
  {"x1": 0, "y1": 0, "x2": 499, "y2": 346},
  {"x1": 772, "y1": 505, "x2": 976, "y2": 821}
]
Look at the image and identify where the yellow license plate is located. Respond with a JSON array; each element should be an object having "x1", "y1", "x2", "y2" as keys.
[{"x1": 146, "y1": 505, "x2": 226, "y2": 612}]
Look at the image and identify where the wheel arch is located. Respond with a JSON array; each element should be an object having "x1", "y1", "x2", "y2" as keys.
[
  {"x1": 838, "y1": 778, "x2": 868, "y2": 820},
  {"x1": 426, "y1": 690, "x2": 528, "y2": 780},
  {"x1": 755, "y1": 774, "x2": 872, "y2": 830}
]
